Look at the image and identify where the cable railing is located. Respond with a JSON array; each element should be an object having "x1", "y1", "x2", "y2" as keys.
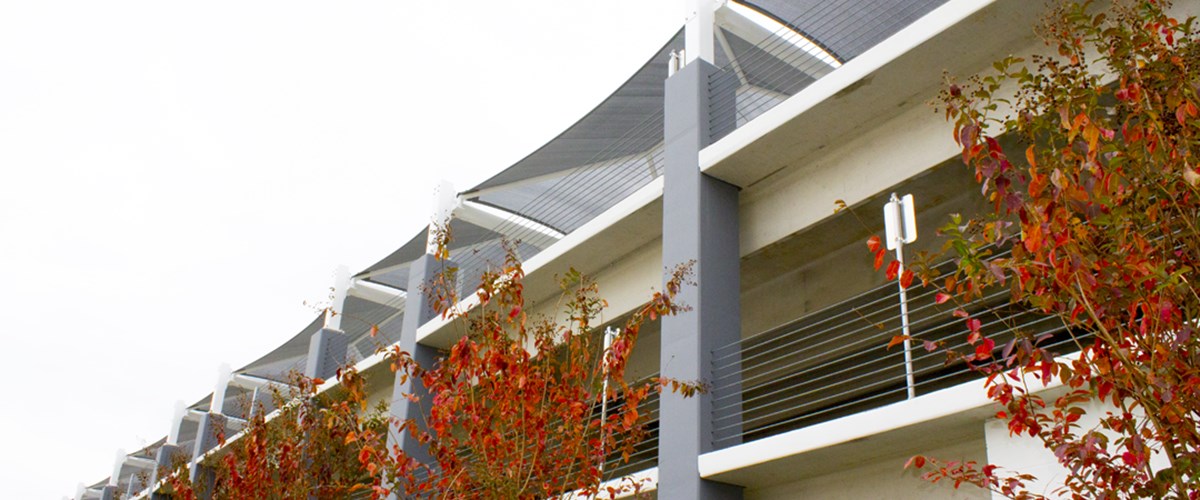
[
  {"x1": 708, "y1": 0, "x2": 948, "y2": 142},
  {"x1": 709, "y1": 254, "x2": 1080, "y2": 449}
]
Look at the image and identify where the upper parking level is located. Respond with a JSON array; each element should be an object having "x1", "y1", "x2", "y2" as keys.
[{"x1": 88, "y1": 1, "x2": 1080, "y2": 496}]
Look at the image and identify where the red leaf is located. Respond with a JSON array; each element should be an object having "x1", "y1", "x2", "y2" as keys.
[
  {"x1": 905, "y1": 455, "x2": 927, "y2": 469},
  {"x1": 967, "y1": 318, "x2": 982, "y2": 334},
  {"x1": 975, "y1": 337, "x2": 996, "y2": 359},
  {"x1": 888, "y1": 335, "x2": 911, "y2": 350},
  {"x1": 967, "y1": 330, "x2": 981, "y2": 345},
  {"x1": 952, "y1": 309, "x2": 969, "y2": 318},
  {"x1": 1029, "y1": 172, "x2": 1047, "y2": 198},
  {"x1": 886, "y1": 260, "x2": 900, "y2": 280},
  {"x1": 867, "y1": 235, "x2": 882, "y2": 253},
  {"x1": 900, "y1": 269, "x2": 914, "y2": 289},
  {"x1": 935, "y1": 293, "x2": 951, "y2": 304},
  {"x1": 874, "y1": 249, "x2": 886, "y2": 270},
  {"x1": 1023, "y1": 224, "x2": 1042, "y2": 253}
]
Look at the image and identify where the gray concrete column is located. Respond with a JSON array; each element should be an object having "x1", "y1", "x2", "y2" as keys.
[
  {"x1": 99, "y1": 485, "x2": 116, "y2": 500},
  {"x1": 189, "y1": 412, "x2": 226, "y2": 497},
  {"x1": 149, "y1": 443, "x2": 184, "y2": 500},
  {"x1": 658, "y1": 59, "x2": 743, "y2": 499},
  {"x1": 386, "y1": 254, "x2": 449, "y2": 468},
  {"x1": 126, "y1": 472, "x2": 147, "y2": 498},
  {"x1": 305, "y1": 327, "x2": 349, "y2": 381},
  {"x1": 247, "y1": 386, "x2": 276, "y2": 419}
]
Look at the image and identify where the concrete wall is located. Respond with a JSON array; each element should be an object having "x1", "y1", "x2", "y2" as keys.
[
  {"x1": 737, "y1": 101, "x2": 959, "y2": 260},
  {"x1": 745, "y1": 439, "x2": 990, "y2": 500},
  {"x1": 739, "y1": 161, "x2": 987, "y2": 337}
]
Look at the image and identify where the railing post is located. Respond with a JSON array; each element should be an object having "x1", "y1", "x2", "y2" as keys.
[
  {"x1": 884, "y1": 193, "x2": 918, "y2": 399},
  {"x1": 658, "y1": 17, "x2": 743, "y2": 498}
]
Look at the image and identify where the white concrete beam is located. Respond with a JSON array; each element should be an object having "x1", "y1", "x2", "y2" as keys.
[
  {"x1": 122, "y1": 457, "x2": 157, "y2": 470},
  {"x1": 453, "y1": 200, "x2": 565, "y2": 250},
  {"x1": 186, "y1": 408, "x2": 247, "y2": 425},
  {"x1": 229, "y1": 373, "x2": 293, "y2": 391},
  {"x1": 348, "y1": 277, "x2": 407, "y2": 307}
]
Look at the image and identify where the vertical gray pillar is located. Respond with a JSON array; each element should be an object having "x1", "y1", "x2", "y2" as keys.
[
  {"x1": 248, "y1": 386, "x2": 276, "y2": 419},
  {"x1": 127, "y1": 472, "x2": 147, "y2": 498},
  {"x1": 658, "y1": 59, "x2": 743, "y2": 499},
  {"x1": 189, "y1": 412, "x2": 226, "y2": 497},
  {"x1": 99, "y1": 485, "x2": 116, "y2": 500},
  {"x1": 305, "y1": 327, "x2": 349, "y2": 381},
  {"x1": 149, "y1": 443, "x2": 184, "y2": 500},
  {"x1": 387, "y1": 254, "x2": 448, "y2": 469}
]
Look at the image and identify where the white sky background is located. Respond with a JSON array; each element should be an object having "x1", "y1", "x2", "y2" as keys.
[{"x1": 0, "y1": 2, "x2": 682, "y2": 497}]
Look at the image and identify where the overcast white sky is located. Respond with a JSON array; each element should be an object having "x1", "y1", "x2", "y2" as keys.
[{"x1": 0, "y1": 2, "x2": 681, "y2": 497}]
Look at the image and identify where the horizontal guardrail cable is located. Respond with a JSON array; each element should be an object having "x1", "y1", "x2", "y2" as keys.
[
  {"x1": 710, "y1": 310, "x2": 1070, "y2": 439},
  {"x1": 710, "y1": 251, "x2": 1081, "y2": 449},
  {"x1": 709, "y1": 285, "x2": 969, "y2": 391},
  {"x1": 711, "y1": 285, "x2": 982, "y2": 384}
]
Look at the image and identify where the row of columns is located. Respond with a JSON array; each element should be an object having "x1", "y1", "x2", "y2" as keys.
[{"x1": 104, "y1": 2, "x2": 743, "y2": 496}]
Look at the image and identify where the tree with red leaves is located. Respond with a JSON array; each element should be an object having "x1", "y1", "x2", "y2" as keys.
[
  {"x1": 873, "y1": 1, "x2": 1200, "y2": 498},
  {"x1": 370, "y1": 236, "x2": 696, "y2": 498},
  {"x1": 162, "y1": 236, "x2": 693, "y2": 499}
]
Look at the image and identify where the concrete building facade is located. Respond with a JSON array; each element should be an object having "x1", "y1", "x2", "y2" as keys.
[{"x1": 76, "y1": 0, "x2": 1195, "y2": 498}]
